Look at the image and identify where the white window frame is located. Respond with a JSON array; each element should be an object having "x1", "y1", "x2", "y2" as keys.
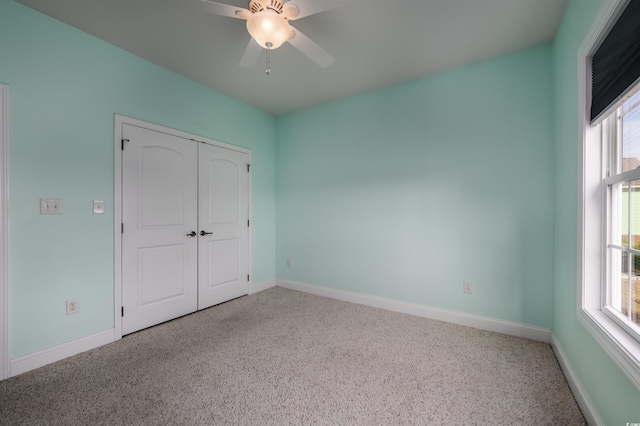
[
  {"x1": 602, "y1": 101, "x2": 640, "y2": 343},
  {"x1": 578, "y1": 0, "x2": 640, "y2": 391}
]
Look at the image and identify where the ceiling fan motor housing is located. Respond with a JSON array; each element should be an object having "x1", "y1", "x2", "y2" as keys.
[{"x1": 249, "y1": 0, "x2": 284, "y2": 15}]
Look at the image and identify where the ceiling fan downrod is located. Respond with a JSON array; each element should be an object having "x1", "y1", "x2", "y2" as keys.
[{"x1": 265, "y1": 41, "x2": 272, "y2": 75}]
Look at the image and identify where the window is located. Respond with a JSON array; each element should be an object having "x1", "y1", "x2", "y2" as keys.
[
  {"x1": 604, "y1": 88, "x2": 640, "y2": 343},
  {"x1": 578, "y1": 0, "x2": 640, "y2": 391}
]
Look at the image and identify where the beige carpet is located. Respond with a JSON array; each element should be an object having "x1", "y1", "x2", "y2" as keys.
[{"x1": 0, "y1": 287, "x2": 585, "y2": 425}]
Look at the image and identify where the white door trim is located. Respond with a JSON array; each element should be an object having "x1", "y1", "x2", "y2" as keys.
[
  {"x1": 0, "y1": 84, "x2": 9, "y2": 380},
  {"x1": 114, "y1": 115, "x2": 252, "y2": 339}
]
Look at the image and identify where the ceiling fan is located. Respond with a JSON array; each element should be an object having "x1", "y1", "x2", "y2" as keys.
[{"x1": 167, "y1": 0, "x2": 345, "y2": 69}]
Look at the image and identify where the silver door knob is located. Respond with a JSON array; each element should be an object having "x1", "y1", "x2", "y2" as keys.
[
  {"x1": 186, "y1": 231, "x2": 197, "y2": 237},
  {"x1": 200, "y1": 230, "x2": 213, "y2": 236}
]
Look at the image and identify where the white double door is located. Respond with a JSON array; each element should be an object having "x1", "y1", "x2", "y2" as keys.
[{"x1": 121, "y1": 124, "x2": 249, "y2": 335}]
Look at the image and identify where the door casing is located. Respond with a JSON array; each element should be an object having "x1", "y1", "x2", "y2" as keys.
[
  {"x1": 114, "y1": 115, "x2": 252, "y2": 340},
  {"x1": 0, "y1": 84, "x2": 9, "y2": 380}
]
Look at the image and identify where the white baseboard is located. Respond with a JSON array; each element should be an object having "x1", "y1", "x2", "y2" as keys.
[
  {"x1": 9, "y1": 329, "x2": 115, "y2": 378},
  {"x1": 276, "y1": 279, "x2": 552, "y2": 343},
  {"x1": 250, "y1": 279, "x2": 276, "y2": 294},
  {"x1": 7, "y1": 280, "x2": 276, "y2": 379},
  {"x1": 551, "y1": 334, "x2": 603, "y2": 426}
]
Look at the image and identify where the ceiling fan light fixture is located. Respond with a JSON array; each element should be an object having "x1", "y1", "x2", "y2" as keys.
[{"x1": 246, "y1": 10, "x2": 292, "y2": 49}]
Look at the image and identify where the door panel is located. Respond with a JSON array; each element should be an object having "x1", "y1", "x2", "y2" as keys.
[
  {"x1": 122, "y1": 124, "x2": 198, "y2": 335},
  {"x1": 207, "y1": 238, "x2": 240, "y2": 286},
  {"x1": 138, "y1": 245, "x2": 189, "y2": 305},
  {"x1": 198, "y1": 143, "x2": 249, "y2": 309},
  {"x1": 140, "y1": 147, "x2": 189, "y2": 226},
  {"x1": 207, "y1": 159, "x2": 240, "y2": 223}
]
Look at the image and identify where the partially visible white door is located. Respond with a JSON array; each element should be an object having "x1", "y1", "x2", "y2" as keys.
[
  {"x1": 198, "y1": 143, "x2": 250, "y2": 309},
  {"x1": 121, "y1": 124, "x2": 198, "y2": 335}
]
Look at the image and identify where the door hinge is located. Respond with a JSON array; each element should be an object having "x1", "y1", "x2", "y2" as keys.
[
  {"x1": 121, "y1": 138, "x2": 129, "y2": 150},
  {"x1": 247, "y1": 164, "x2": 251, "y2": 172},
  {"x1": 121, "y1": 307, "x2": 124, "y2": 317},
  {"x1": 247, "y1": 274, "x2": 250, "y2": 282},
  {"x1": 121, "y1": 223, "x2": 124, "y2": 234},
  {"x1": 247, "y1": 219, "x2": 250, "y2": 227}
]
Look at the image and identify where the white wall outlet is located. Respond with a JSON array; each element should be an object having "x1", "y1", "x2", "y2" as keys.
[
  {"x1": 286, "y1": 258, "x2": 292, "y2": 268},
  {"x1": 463, "y1": 281, "x2": 473, "y2": 294},
  {"x1": 66, "y1": 298, "x2": 79, "y2": 315},
  {"x1": 93, "y1": 200, "x2": 105, "y2": 214},
  {"x1": 40, "y1": 198, "x2": 63, "y2": 215}
]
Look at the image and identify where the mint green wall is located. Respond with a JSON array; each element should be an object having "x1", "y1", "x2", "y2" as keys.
[
  {"x1": 276, "y1": 46, "x2": 555, "y2": 328},
  {"x1": 4, "y1": 0, "x2": 640, "y2": 421},
  {"x1": 552, "y1": 0, "x2": 640, "y2": 423},
  {"x1": 0, "y1": 0, "x2": 276, "y2": 357}
]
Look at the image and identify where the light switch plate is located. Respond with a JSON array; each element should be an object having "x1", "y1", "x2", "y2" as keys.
[
  {"x1": 93, "y1": 200, "x2": 105, "y2": 215},
  {"x1": 40, "y1": 198, "x2": 62, "y2": 215}
]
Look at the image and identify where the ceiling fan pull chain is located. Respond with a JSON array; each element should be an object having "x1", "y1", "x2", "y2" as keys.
[{"x1": 265, "y1": 41, "x2": 272, "y2": 75}]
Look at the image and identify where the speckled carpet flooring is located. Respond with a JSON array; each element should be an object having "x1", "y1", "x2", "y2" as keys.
[{"x1": 0, "y1": 287, "x2": 585, "y2": 425}]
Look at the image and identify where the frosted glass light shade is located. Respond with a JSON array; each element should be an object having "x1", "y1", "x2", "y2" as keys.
[{"x1": 246, "y1": 10, "x2": 293, "y2": 49}]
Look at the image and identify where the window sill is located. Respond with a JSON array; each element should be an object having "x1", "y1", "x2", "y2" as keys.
[{"x1": 578, "y1": 306, "x2": 640, "y2": 390}]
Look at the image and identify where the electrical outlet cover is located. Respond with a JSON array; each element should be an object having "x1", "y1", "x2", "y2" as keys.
[{"x1": 66, "y1": 299, "x2": 79, "y2": 315}]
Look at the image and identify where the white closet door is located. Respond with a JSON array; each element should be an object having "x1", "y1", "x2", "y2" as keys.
[
  {"x1": 121, "y1": 124, "x2": 198, "y2": 335},
  {"x1": 198, "y1": 143, "x2": 250, "y2": 309}
]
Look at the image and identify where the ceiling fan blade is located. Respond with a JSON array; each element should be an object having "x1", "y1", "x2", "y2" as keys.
[
  {"x1": 284, "y1": 0, "x2": 351, "y2": 20},
  {"x1": 163, "y1": 0, "x2": 250, "y2": 19},
  {"x1": 287, "y1": 26, "x2": 334, "y2": 68},
  {"x1": 238, "y1": 38, "x2": 262, "y2": 68}
]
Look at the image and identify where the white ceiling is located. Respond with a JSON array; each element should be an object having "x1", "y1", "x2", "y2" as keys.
[{"x1": 15, "y1": 0, "x2": 569, "y2": 115}]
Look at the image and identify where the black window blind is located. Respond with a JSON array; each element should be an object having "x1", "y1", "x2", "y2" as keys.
[{"x1": 591, "y1": 0, "x2": 640, "y2": 122}]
